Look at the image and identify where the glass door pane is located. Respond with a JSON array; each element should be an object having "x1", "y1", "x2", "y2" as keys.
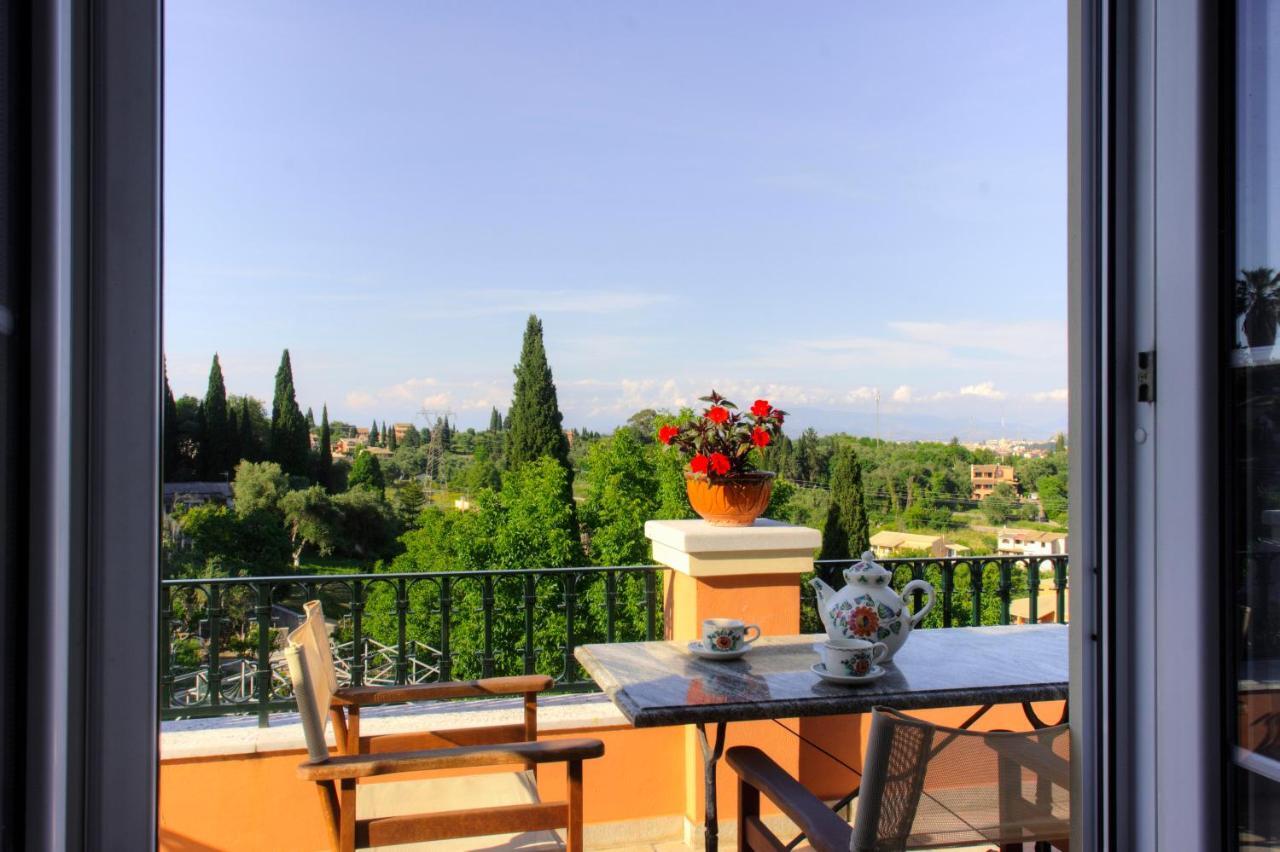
[{"x1": 1232, "y1": 2, "x2": 1280, "y2": 847}]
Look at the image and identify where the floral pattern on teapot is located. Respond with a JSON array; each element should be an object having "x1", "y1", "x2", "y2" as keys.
[{"x1": 827, "y1": 596, "x2": 903, "y2": 643}]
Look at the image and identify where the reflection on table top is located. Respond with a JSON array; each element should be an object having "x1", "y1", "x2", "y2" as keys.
[{"x1": 575, "y1": 624, "x2": 1068, "y2": 728}]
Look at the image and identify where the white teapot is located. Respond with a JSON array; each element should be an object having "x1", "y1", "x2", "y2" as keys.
[{"x1": 810, "y1": 551, "x2": 935, "y2": 662}]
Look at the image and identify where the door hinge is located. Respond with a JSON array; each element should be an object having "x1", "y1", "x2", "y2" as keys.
[{"x1": 1137, "y1": 350, "x2": 1156, "y2": 402}]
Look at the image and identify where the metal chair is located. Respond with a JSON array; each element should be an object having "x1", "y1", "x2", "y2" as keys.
[
  {"x1": 285, "y1": 600, "x2": 604, "y2": 851},
  {"x1": 727, "y1": 706, "x2": 1069, "y2": 851}
]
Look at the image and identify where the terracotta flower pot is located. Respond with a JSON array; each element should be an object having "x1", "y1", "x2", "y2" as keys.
[{"x1": 683, "y1": 471, "x2": 775, "y2": 527}]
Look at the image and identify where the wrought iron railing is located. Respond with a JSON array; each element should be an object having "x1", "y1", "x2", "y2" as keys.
[{"x1": 160, "y1": 555, "x2": 1067, "y2": 726}]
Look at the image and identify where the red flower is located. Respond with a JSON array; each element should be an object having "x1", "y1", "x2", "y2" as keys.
[
  {"x1": 775, "y1": 412, "x2": 785, "y2": 424},
  {"x1": 750, "y1": 399, "x2": 772, "y2": 417},
  {"x1": 689, "y1": 455, "x2": 710, "y2": 474},
  {"x1": 658, "y1": 425, "x2": 680, "y2": 445},
  {"x1": 751, "y1": 427, "x2": 771, "y2": 448},
  {"x1": 706, "y1": 406, "x2": 730, "y2": 424},
  {"x1": 849, "y1": 605, "x2": 879, "y2": 638},
  {"x1": 710, "y1": 452, "x2": 731, "y2": 475}
]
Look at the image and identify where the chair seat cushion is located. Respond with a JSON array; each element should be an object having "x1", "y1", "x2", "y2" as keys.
[{"x1": 357, "y1": 769, "x2": 564, "y2": 851}]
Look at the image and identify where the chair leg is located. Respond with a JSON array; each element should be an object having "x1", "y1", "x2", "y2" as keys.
[
  {"x1": 738, "y1": 776, "x2": 760, "y2": 852},
  {"x1": 339, "y1": 778, "x2": 357, "y2": 852},
  {"x1": 567, "y1": 759, "x2": 584, "y2": 852},
  {"x1": 314, "y1": 781, "x2": 341, "y2": 852}
]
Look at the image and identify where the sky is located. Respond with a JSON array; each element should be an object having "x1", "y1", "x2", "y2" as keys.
[{"x1": 164, "y1": 1, "x2": 1067, "y2": 440}]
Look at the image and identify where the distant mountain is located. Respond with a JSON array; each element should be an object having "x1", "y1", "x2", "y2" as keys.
[
  {"x1": 775, "y1": 407, "x2": 1066, "y2": 443},
  {"x1": 563, "y1": 405, "x2": 1066, "y2": 444}
]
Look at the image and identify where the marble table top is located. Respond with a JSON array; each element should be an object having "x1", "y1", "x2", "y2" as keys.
[{"x1": 575, "y1": 625, "x2": 1068, "y2": 728}]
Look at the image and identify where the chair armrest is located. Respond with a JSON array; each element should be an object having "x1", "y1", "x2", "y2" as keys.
[
  {"x1": 298, "y1": 737, "x2": 604, "y2": 781},
  {"x1": 726, "y1": 746, "x2": 852, "y2": 852},
  {"x1": 985, "y1": 735, "x2": 1070, "y2": 790},
  {"x1": 333, "y1": 675, "x2": 554, "y2": 706}
]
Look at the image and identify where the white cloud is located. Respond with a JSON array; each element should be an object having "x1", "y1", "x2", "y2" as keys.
[
  {"x1": 891, "y1": 385, "x2": 914, "y2": 403},
  {"x1": 1031, "y1": 388, "x2": 1069, "y2": 402},
  {"x1": 958, "y1": 381, "x2": 1007, "y2": 400},
  {"x1": 345, "y1": 377, "x2": 508, "y2": 413}
]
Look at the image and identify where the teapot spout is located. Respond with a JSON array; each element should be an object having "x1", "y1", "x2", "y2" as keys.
[{"x1": 809, "y1": 576, "x2": 835, "y2": 604}]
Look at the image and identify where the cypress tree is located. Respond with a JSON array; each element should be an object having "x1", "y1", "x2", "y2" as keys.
[
  {"x1": 505, "y1": 314, "x2": 581, "y2": 549},
  {"x1": 387, "y1": 424, "x2": 398, "y2": 451},
  {"x1": 163, "y1": 361, "x2": 180, "y2": 480},
  {"x1": 369, "y1": 421, "x2": 379, "y2": 446},
  {"x1": 270, "y1": 349, "x2": 311, "y2": 477},
  {"x1": 489, "y1": 407, "x2": 503, "y2": 433},
  {"x1": 506, "y1": 315, "x2": 572, "y2": 473},
  {"x1": 306, "y1": 407, "x2": 316, "y2": 431},
  {"x1": 348, "y1": 449, "x2": 386, "y2": 495},
  {"x1": 317, "y1": 404, "x2": 333, "y2": 491},
  {"x1": 227, "y1": 406, "x2": 242, "y2": 469},
  {"x1": 820, "y1": 445, "x2": 871, "y2": 560},
  {"x1": 382, "y1": 420, "x2": 390, "y2": 447},
  {"x1": 239, "y1": 397, "x2": 258, "y2": 462},
  {"x1": 402, "y1": 424, "x2": 421, "y2": 448},
  {"x1": 201, "y1": 354, "x2": 232, "y2": 479}
]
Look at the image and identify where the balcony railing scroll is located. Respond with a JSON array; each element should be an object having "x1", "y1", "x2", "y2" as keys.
[{"x1": 160, "y1": 554, "x2": 1066, "y2": 727}]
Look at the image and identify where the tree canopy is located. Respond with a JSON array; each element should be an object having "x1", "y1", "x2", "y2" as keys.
[{"x1": 269, "y1": 350, "x2": 310, "y2": 476}]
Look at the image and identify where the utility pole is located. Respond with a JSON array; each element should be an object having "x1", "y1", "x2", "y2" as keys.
[
  {"x1": 874, "y1": 388, "x2": 881, "y2": 446},
  {"x1": 418, "y1": 407, "x2": 455, "y2": 495}
]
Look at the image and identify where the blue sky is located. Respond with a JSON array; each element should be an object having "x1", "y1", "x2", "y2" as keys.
[{"x1": 165, "y1": 1, "x2": 1067, "y2": 439}]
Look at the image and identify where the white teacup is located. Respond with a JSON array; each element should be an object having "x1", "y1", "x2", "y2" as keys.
[
  {"x1": 701, "y1": 618, "x2": 761, "y2": 653},
  {"x1": 820, "y1": 638, "x2": 887, "y2": 677}
]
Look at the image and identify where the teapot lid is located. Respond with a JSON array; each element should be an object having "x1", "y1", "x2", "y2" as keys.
[{"x1": 846, "y1": 550, "x2": 892, "y2": 578}]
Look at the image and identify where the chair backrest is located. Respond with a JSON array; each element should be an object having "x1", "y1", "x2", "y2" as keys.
[
  {"x1": 851, "y1": 706, "x2": 1070, "y2": 852},
  {"x1": 851, "y1": 707, "x2": 933, "y2": 851},
  {"x1": 285, "y1": 600, "x2": 338, "y2": 763}
]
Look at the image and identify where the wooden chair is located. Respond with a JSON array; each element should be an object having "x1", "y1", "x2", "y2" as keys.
[
  {"x1": 284, "y1": 600, "x2": 604, "y2": 851},
  {"x1": 727, "y1": 706, "x2": 1069, "y2": 852}
]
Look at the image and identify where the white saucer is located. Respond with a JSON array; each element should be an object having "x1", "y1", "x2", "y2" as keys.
[
  {"x1": 811, "y1": 662, "x2": 886, "y2": 685},
  {"x1": 687, "y1": 641, "x2": 751, "y2": 661}
]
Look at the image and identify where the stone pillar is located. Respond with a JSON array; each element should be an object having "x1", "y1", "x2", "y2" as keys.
[{"x1": 644, "y1": 518, "x2": 821, "y2": 847}]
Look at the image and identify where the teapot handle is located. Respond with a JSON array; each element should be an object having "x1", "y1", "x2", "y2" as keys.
[{"x1": 901, "y1": 579, "x2": 936, "y2": 628}]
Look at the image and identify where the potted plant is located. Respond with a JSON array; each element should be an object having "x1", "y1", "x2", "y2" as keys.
[{"x1": 658, "y1": 390, "x2": 787, "y2": 526}]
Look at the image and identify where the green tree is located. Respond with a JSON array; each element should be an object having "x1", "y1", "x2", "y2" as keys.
[
  {"x1": 820, "y1": 445, "x2": 871, "y2": 559},
  {"x1": 269, "y1": 350, "x2": 310, "y2": 476},
  {"x1": 331, "y1": 489, "x2": 400, "y2": 560},
  {"x1": 393, "y1": 479, "x2": 426, "y2": 525},
  {"x1": 387, "y1": 424, "x2": 398, "y2": 451},
  {"x1": 506, "y1": 315, "x2": 573, "y2": 475},
  {"x1": 200, "y1": 354, "x2": 233, "y2": 479},
  {"x1": 175, "y1": 503, "x2": 291, "y2": 577},
  {"x1": 1037, "y1": 474, "x2": 1069, "y2": 523},
  {"x1": 163, "y1": 361, "x2": 181, "y2": 480},
  {"x1": 231, "y1": 460, "x2": 289, "y2": 517},
  {"x1": 233, "y1": 396, "x2": 263, "y2": 463},
  {"x1": 505, "y1": 315, "x2": 580, "y2": 552},
  {"x1": 279, "y1": 485, "x2": 338, "y2": 566},
  {"x1": 981, "y1": 481, "x2": 1020, "y2": 525},
  {"x1": 305, "y1": 407, "x2": 316, "y2": 431},
  {"x1": 581, "y1": 430, "x2": 659, "y2": 566},
  {"x1": 369, "y1": 421, "x2": 379, "y2": 446},
  {"x1": 316, "y1": 404, "x2": 333, "y2": 491},
  {"x1": 488, "y1": 407, "x2": 503, "y2": 432},
  {"x1": 796, "y1": 428, "x2": 826, "y2": 483},
  {"x1": 401, "y1": 423, "x2": 421, "y2": 448},
  {"x1": 348, "y1": 449, "x2": 386, "y2": 495}
]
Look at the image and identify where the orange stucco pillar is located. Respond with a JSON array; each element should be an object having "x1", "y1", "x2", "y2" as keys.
[{"x1": 645, "y1": 518, "x2": 820, "y2": 845}]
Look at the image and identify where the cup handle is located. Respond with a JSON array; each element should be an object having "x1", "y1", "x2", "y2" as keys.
[
  {"x1": 742, "y1": 625, "x2": 761, "y2": 645},
  {"x1": 871, "y1": 642, "x2": 889, "y2": 664}
]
